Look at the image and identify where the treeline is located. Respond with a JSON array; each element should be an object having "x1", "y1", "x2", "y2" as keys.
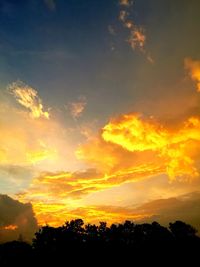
[{"x1": 0, "y1": 219, "x2": 200, "y2": 266}]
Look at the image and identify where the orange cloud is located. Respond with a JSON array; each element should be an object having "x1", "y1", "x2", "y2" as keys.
[
  {"x1": 185, "y1": 58, "x2": 200, "y2": 92},
  {"x1": 2, "y1": 224, "x2": 18, "y2": 230},
  {"x1": 119, "y1": 0, "x2": 133, "y2": 7},
  {"x1": 128, "y1": 28, "x2": 146, "y2": 51},
  {"x1": 117, "y1": 1, "x2": 153, "y2": 62},
  {"x1": 118, "y1": 8, "x2": 148, "y2": 57},
  {"x1": 8, "y1": 80, "x2": 49, "y2": 119}
]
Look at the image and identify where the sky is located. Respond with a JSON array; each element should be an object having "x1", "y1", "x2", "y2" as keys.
[{"x1": 1, "y1": 0, "x2": 200, "y2": 240}]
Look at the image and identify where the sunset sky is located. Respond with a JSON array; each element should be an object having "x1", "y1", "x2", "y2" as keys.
[{"x1": 1, "y1": 0, "x2": 200, "y2": 240}]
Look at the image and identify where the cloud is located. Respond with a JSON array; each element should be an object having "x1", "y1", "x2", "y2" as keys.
[
  {"x1": 8, "y1": 80, "x2": 49, "y2": 119},
  {"x1": 69, "y1": 205, "x2": 145, "y2": 225},
  {"x1": 119, "y1": 0, "x2": 133, "y2": 7},
  {"x1": 78, "y1": 113, "x2": 200, "y2": 181},
  {"x1": 44, "y1": 0, "x2": 56, "y2": 11},
  {"x1": 17, "y1": 165, "x2": 163, "y2": 225},
  {"x1": 0, "y1": 102, "x2": 56, "y2": 166},
  {"x1": 20, "y1": 109, "x2": 197, "y2": 210},
  {"x1": 67, "y1": 97, "x2": 87, "y2": 119},
  {"x1": 118, "y1": 1, "x2": 153, "y2": 62},
  {"x1": 136, "y1": 191, "x2": 200, "y2": 231},
  {"x1": 128, "y1": 28, "x2": 146, "y2": 51},
  {"x1": 18, "y1": 169, "x2": 104, "y2": 201},
  {"x1": 119, "y1": 13, "x2": 146, "y2": 52},
  {"x1": 18, "y1": 108, "x2": 200, "y2": 225},
  {"x1": 0, "y1": 165, "x2": 35, "y2": 194},
  {"x1": 15, "y1": 80, "x2": 200, "y2": 226},
  {"x1": 18, "y1": 186, "x2": 200, "y2": 230},
  {"x1": 119, "y1": 10, "x2": 128, "y2": 23},
  {"x1": 74, "y1": 191, "x2": 200, "y2": 229},
  {"x1": 102, "y1": 114, "x2": 200, "y2": 179},
  {"x1": 0, "y1": 194, "x2": 38, "y2": 243},
  {"x1": 0, "y1": 89, "x2": 81, "y2": 180},
  {"x1": 185, "y1": 58, "x2": 200, "y2": 92}
]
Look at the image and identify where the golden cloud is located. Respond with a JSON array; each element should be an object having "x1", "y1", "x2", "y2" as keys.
[
  {"x1": 185, "y1": 58, "x2": 200, "y2": 92},
  {"x1": 18, "y1": 189, "x2": 200, "y2": 229},
  {"x1": 77, "y1": 113, "x2": 200, "y2": 181},
  {"x1": 17, "y1": 161, "x2": 164, "y2": 225},
  {"x1": 8, "y1": 80, "x2": 49, "y2": 119}
]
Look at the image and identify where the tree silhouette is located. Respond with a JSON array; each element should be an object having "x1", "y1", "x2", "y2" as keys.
[
  {"x1": 0, "y1": 219, "x2": 199, "y2": 266},
  {"x1": 169, "y1": 220, "x2": 197, "y2": 239}
]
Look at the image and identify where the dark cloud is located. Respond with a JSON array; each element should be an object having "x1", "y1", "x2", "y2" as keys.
[
  {"x1": 0, "y1": 194, "x2": 38, "y2": 243},
  {"x1": 134, "y1": 191, "x2": 200, "y2": 231}
]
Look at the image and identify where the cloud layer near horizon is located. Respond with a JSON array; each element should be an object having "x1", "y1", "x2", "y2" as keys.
[{"x1": 19, "y1": 110, "x2": 200, "y2": 225}]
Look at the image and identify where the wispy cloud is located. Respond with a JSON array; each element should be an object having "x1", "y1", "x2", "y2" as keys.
[
  {"x1": 8, "y1": 80, "x2": 50, "y2": 119},
  {"x1": 118, "y1": 1, "x2": 153, "y2": 62},
  {"x1": 119, "y1": 10, "x2": 128, "y2": 23},
  {"x1": 120, "y1": 14, "x2": 146, "y2": 53},
  {"x1": 128, "y1": 28, "x2": 146, "y2": 51},
  {"x1": 68, "y1": 96, "x2": 87, "y2": 119},
  {"x1": 185, "y1": 58, "x2": 200, "y2": 92}
]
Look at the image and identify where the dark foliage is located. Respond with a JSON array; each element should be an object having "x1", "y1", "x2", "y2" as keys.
[{"x1": 0, "y1": 220, "x2": 199, "y2": 266}]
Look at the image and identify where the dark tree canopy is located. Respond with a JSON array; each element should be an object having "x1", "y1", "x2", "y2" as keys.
[{"x1": 0, "y1": 219, "x2": 199, "y2": 266}]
